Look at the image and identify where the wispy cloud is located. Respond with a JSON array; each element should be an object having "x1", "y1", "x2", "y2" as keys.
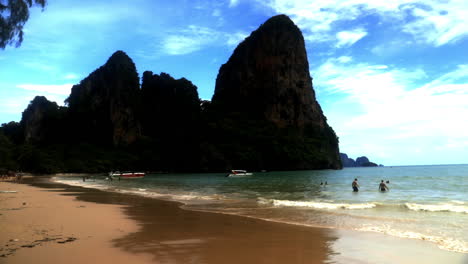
[
  {"x1": 402, "y1": 1, "x2": 468, "y2": 46},
  {"x1": 17, "y1": 84, "x2": 74, "y2": 96},
  {"x1": 226, "y1": 31, "x2": 249, "y2": 46},
  {"x1": 0, "y1": 97, "x2": 34, "y2": 115},
  {"x1": 163, "y1": 25, "x2": 221, "y2": 55},
  {"x1": 63, "y1": 73, "x2": 79, "y2": 80},
  {"x1": 335, "y1": 28, "x2": 367, "y2": 48},
  {"x1": 229, "y1": 0, "x2": 240, "y2": 8},
  {"x1": 258, "y1": 0, "x2": 468, "y2": 47},
  {"x1": 162, "y1": 25, "x2": 250, "y2": 55},
  {"x1": 313, "y1": 59, "x2": 468, "y2": 164}
]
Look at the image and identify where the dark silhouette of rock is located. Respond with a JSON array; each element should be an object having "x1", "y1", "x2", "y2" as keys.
[
  {"x1": 66, "y1": 50, "x2": 141, "y2": 146},
  {"x1": 355, "y1": 156, "x2": 369, "y2": 166},
  {"x1": 340, "y1": 153, "x2": 356, "y2": 167},
  {"x1": 21, "y1": 96, "x2": 63, "y2": 143},
  {"x1": 356, "y1": 156, "x2": 378, "y2": 167},
  {"x1": 340, "y1": 153, "x2": 379, "y2": 167},
  {"x1": 209, "y1": 14, "x2": 341, "y2": 170},
  {"x1": 141, "y1": 71, "x2": 201, "y2": 171}
]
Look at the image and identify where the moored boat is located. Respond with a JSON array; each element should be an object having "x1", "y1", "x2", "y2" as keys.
[
  {"x1": 227, "y1": 170, "x2": 252, "y2": 177},
  {"x1": 109, "y1": 171, "x2": 145, "y2": 179}
]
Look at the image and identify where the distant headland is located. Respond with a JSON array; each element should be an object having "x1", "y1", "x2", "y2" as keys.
[
  {"x1": 0, "y1": 15, "x2": 342, "y2": 174},
  {"x1": 340, "y1": 153, "x2": 382, "y2": 167}
]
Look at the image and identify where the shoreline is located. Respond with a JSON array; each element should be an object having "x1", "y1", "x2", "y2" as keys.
[
  {"x1": 1, "y1": 179, "x2": 333, "y2": 264},
  {"x1": 1, "y1": 178, "x2": 466, "y2": 264},
  {"x1": 0, "y1": 180, "x2": 154, "y2": 264}
]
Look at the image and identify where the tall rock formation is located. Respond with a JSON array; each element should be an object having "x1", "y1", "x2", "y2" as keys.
[
  {"x1": 209, "y1": 14, "x2": 341, "y2": 170},
  {"x1": 21, "y1": 96, "x2": 63, "y2": 143},
  {"x1": 141, "y1": 72, "x2": 200, "y2": 137},
  {"x1": 141, "y1": 71, "x2": 201, "y2": 170},
  {"x1": 65, "y1": 50, "x2": 141, "y2": 146}
]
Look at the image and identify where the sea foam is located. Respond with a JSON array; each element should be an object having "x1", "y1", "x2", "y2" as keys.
[
  {"x1": 358, "y1": 226, "x2": 468, "y2": 254},
  {"x1": 53, "y1": 178, "x2": 225, "y2": 203},
  {"x1": 260, "y1": 198, "x2": 377, "y2": 210},
  {"x1": 405, "y1": 203, "x2": 468, "y2": 214}
]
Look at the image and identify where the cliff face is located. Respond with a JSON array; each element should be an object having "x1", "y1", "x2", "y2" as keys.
[
  {"x1": 66, "y1": 50, "x2": 140, "y2": 146},
  {"x1": 141, "y1": 71, "x2": 201, "y2": 170},
  {"x1": 210, "y1": 15, "x2": 341, "y2": 170},
  {"x1": 21, "y1": 96, "x2": 62, "y2": 143},
  {"x1": 141, "y1": 71, "x2": 200, "y2": 137}
]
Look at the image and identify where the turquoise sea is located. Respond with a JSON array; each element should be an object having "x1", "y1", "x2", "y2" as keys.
[{"x1": 55, "y1": 165, "x2": 468, "y2": 254}]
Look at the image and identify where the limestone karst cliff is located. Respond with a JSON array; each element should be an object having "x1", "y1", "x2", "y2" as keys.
[
  {"x1": 141, "y1": 71, "x2": 201, "y2": 171},
  {"x1": 21, "y1": 96, "x2": 63, "y2": 143},
  {"x1": 209, "y1": 14, "x2": 341, "y2": 170},
  {"x1": 65, "y1": 50, "x2": 141, "y2": 146},
  {"x1": 1, "y1": 15, "x2": 344, "y2": 173}
]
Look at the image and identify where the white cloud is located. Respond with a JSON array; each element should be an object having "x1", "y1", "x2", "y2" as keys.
[
  {"x1": 229, "y1": 0, "x2": 240, "y2": 8},
  {"x1": 0, "y1": 97, "x2": 34, "y2": 115},
  {"x1": 258, "y1": 0, "x2": 468, "y2": 47},
  {"x1": 402, "y1": 1, "x2": 468, "y2": 46},
  {"x1": 313, "y1": 59, "x2": 468, "y2": 165},
  {"x1": 335, "y1": 28, "x2": 367, "y2": 48},
  {"x1": 17, "y1": 84, "x2": 74, "y2": 96},
  {"x1": 337, "y1": 56, "x2": 353, "y2": 63},
  {"x1": 163, "y1": 26, "x2": 221, "y2": 55},
  {"x1": 226, "y1": 31, "x2": 249, "y2": 46},
  {"x1": 162, "y1": 25, "x2": 250, "y2": 55},
  {"x1": 63, "y1": 73, "x2": 79, "y2": 80}
]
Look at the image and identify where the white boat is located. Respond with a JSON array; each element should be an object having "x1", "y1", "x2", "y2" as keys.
[
  {"x1": 227, "y1": 170, "x2": 252, "y2": 177},
  {"x1": 109, "y1": 171, "x2": 145, "y2": 179}
]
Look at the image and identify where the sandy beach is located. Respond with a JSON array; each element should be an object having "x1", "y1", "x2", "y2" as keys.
[
  {"x1": 0, "y1": 180, "x2": 154, "y2": 264},
  {"x1": 1, "y1": 178, "x2": 467, "y2": 264},
  {"x1": 0, "y1": 179, "x2": 333, "y2": 264}
]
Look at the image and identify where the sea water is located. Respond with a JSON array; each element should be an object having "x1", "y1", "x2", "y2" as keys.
[{"x1": 54, "y1": 165, "x2": 468, "y2": 254}]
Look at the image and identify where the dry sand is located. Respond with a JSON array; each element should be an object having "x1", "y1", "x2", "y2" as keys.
[{"x1": 0, "y1": 181, "x2": 154, "y2": 264}]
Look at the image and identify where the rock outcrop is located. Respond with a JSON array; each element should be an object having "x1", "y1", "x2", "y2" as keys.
[
  {"x1": 340, "y1": 153, "x2": 356, "y2": 167},
  {"x1": 209, "y1": 14, "x2": 341, "y2": 170},
  {"x1": 340, "y1": 153, "x2": 379, "y2": 167},
  {"x1": 66, "y1": 50, "x2": 141, "y2": 146},
  {"x1": 21, "y1": 96, "x2": 62, "y2": 143},
  {"x1": 141, "y1": 72, "x2": 200, "y2": 137},
  {"x1": 141, "y1": 71, "x2": 201, "y2": 170}
]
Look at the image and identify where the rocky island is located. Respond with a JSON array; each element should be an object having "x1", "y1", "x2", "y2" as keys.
[{"x1": 340, "y1": 153, "x2": 380, "y2": 167}]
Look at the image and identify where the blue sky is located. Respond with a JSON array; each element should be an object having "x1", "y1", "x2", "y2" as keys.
[{"x1": 1, "y1": 0, "x2": 467, "y2": 166}]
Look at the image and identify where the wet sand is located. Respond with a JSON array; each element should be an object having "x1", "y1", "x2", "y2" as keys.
[{"x1": 0, "y1": 179, "x2": 334, "y2": 264}]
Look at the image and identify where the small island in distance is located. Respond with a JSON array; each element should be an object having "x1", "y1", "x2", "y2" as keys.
[
  {"x1": 340, "y1": 153, "x2": 382, "y2": 167},
  {"x1": 0, "y1": 15, "x2": 343, "y2": 174}
]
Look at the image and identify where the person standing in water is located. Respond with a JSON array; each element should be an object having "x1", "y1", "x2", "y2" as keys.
[
  {"x1": 352, "y1": 178, "x2": 359, "y2": 192},
  {"x1": 379, "y1": 180, "x2": 389, "y2": 192}
]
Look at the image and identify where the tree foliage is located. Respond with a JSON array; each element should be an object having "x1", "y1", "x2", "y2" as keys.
[{"x1": 0, "y1": 0, "x2": 46, "y2": 49}]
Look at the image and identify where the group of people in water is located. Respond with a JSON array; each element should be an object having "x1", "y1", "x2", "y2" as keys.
[
  {"x1": 352, "y1": 178, "x2": 389, "y2": 192},
  {"x1": 319, "y1": 179, "x2": 389, "y2": 192}
]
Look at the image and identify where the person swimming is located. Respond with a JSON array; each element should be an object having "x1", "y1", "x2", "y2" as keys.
[
  {"x1": 379, "y1": 180, "x2": 389, "y2": 192},
  {"x1": 352, "y1": 178, "x2": 359, "y2": 192}
]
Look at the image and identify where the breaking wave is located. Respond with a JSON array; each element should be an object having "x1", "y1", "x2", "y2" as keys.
[
  {"x1": 358, "y1": 226, "x2": 468, "y2": 254},
  {"x1": 259, "y1": 198, "x2": 377, "y2": 210},
  {"x1": 405, "y1": 203, "x2": 468, "y2": 214}
]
